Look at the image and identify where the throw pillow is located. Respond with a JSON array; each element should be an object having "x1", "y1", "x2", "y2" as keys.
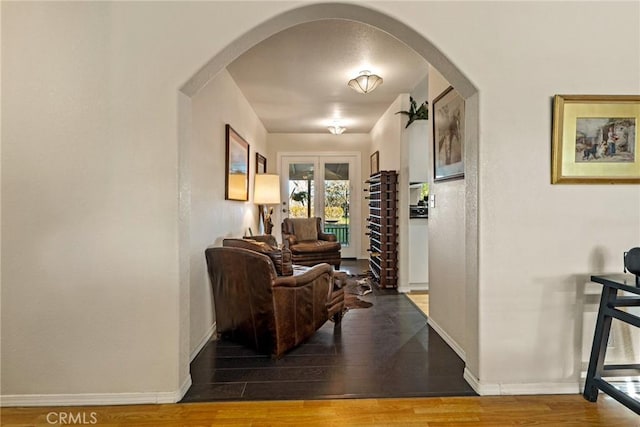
[
  {"x1": 291, "y1": 218, "x2": 318, "y2": 241},
  {"x1": 222, "y1": 238, "x2": 292, "y2": 276}
]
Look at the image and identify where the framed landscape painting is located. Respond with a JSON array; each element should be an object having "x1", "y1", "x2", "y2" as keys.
[
  {"x1": 225, "y1": 124, "x2": 250, "y2": 200},
  {"x1": 433, "y1": 86, "x2": 465, "y2": 181},
  {"x1": 551, "y1": 95, "x2": 640, "y2": 184}
]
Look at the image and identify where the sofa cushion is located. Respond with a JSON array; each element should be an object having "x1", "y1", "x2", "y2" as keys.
[
  {"x1": 290, "y1": 240, "x2": 341, "y2": 254},
  {"x1": 290, "y1": 218, "x2": 318, "y2": 241},
  {"x1": 223, "y1": 238, "x2": 293, "y2": 276}
]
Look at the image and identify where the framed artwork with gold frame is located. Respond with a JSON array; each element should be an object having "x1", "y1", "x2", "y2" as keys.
[
  {"x1": 551, "y1": 95, "x2": 640, "y2": 184},
  {"x1": 225, "y1": 124, "x2": 250, "y2": 200}
]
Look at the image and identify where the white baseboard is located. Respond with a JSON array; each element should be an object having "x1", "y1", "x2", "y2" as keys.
[
  {"x1": 426, "y1": 317, "x2": 466, "y2": 362},
  {"x1": 463, "y1": 368, "x2": 579, "y2": 396},
  {"x1": 177, "y1": 374, "x2": 193, "y2": 402},
  {"x1": 0, "y1": 376, "x2": 193, "y2": 407},
  {"x1": 409, "y1": 282, "x2": 429, "y2": 291},
  {"x1": 190, "y1": 322, "x2": 216, "y2": 362},
  {"x1": 463, "y1": 367, "x2": 500, "y2": 395}
]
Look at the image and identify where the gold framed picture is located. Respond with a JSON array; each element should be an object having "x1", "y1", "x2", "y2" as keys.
[
  {"x1": 551, "y1": 95, "x2": 640, "y2": 184},
  {"x1": 225, "y1": 124, "x2": 250, "y2": 200}
]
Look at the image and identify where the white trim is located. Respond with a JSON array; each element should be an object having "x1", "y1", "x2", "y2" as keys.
[
  {"x1": 190, "y1": 322, "x2": 216, "y2": 362},
  {"x1": 0, "y1": 376, "x2": 193, "y2": 407},
  {"x1": 427, "y1": 316, "x2": 466, "y2": 362},
  {"x1": 462, "y1": 368, "x2": 579, "y2": 396},
  {"x1": 498, "y1": 382, "x2": 579, "y2": 395},
  {"x1": 177, "y1": 375, "x2": 193, "y2": 402},
  {"x1": 463, "y1": 367, "x2": 499, "y2": 395},
  {"x1": 277, "y1": 151, "x2": 362, "y2": 259},
  {"x1": 409, "y1": 282, "x2": 429, "y2": 291}
]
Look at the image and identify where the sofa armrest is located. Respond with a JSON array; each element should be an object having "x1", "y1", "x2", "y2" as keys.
[
  {"x1": 273, "y1": 263, "x2": 332, "y2": 288},
  {"x1": 318, "y1": 231, "x2": 337, "y2": 242},
  {"x1": 282, "y1": 232, "x2": 298, "y2": 247},
  {"x1": 244, "y1": 234, "x2": 278, "y2": 247}
]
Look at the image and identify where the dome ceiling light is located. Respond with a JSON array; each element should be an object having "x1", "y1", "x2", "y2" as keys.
[
  {"x1": 328, "y1": 124, "x2": 347, "y2": 135},
  {"x1": 348, "y1": 70, "x2": 383, "y2": 94}
]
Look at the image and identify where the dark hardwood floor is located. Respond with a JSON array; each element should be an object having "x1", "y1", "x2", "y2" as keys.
[{"x1": 181, "y1": 259, "x2": 476, "y2": 402}]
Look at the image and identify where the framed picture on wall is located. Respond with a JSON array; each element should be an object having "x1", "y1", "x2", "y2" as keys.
[
  {"x1": 225, "y1": 124, "x2": 250, "y2": 201},
  {"x1": 255, "y1": 152, "x2": 267, "y2": 226},
  {"x1": 433, "y1": 86, "x2": 465, "y2": 181},
  {"x1": 551, "y1": 94, "x2": 640, "y2": 184},
  {"x1": 370, "y1": 151, "x2": 379, "y2": 175},
  {"x1": 256, "y1": 153, "x2": 267, "y2": 174}
]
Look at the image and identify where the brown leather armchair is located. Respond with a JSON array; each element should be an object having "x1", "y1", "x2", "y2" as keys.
[
  {"x1": 205, "y1": 244, "x2": 343, "y2": 358},
  {"x1": 282, "y1": 217, "x2": 342, "y2": 269}
]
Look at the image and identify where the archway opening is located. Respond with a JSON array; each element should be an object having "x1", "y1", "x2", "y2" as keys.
[{"x1": 178, "y1": 2, "x2": 480, "y2": 399}]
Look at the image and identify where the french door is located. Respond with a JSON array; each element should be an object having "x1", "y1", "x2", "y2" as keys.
[{"x1": 279, "y1": 154, "x2": 359, "y2": 258}]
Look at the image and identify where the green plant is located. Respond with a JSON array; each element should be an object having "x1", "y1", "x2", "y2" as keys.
[
  {"x1": 324, "y1": 206, "x2": 344, "y2": 220},
  {"x1": 396, "y1": 96, "x2": 429, "y2": 128}
]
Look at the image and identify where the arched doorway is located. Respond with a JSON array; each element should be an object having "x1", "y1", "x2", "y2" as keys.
[{"x1": 178, "y1": 2, "x2": 479, "y2": 396}]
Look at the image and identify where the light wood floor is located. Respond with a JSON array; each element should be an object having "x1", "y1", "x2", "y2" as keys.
[
  {"x1": 406, "y1": 292, "x2": 429, "y2": 317},
  {"x1": 3, "y1": 395, "x2": 638, "y2": 426}
]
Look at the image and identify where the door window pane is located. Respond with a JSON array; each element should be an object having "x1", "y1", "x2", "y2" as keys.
[
  {"x1": 324, "y1": 163, "x2": 349, "y2": 246},
  {"x1": 288, "y1": 163, "x2": 314, "y2": 218}
]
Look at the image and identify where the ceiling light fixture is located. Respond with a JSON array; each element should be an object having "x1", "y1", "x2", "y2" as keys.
[
  {"x1": 328, "y1": 124, "x2": 346, "y2": 135},
  {"x1": 348, "y1": 70, "x2": 383, "y2": 94}
]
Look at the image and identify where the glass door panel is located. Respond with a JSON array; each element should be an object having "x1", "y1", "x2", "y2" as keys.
[
  {"x1": 287, "y1": 162, "x2": 315, "y2": 218},
  {"x1": 323, "y1": 163, "x2": 350, "y2": 247},
  {"x1": 280, "y1": 155, "x2": 358, "y2": 258}
]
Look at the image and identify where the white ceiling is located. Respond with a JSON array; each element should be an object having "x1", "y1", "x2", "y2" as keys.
[{"x1": 226, "y1": 19, "x2": 429, "y2": 134}]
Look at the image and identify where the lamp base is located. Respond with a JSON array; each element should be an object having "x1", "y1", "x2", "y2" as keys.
[{"x1": 264, "y1": 217, "x2": 273, "y2": 235}]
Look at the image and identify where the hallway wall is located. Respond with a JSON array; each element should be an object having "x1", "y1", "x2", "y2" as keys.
[{"x1": 189, "y1": 69, "x2": 267, "y2": 357}]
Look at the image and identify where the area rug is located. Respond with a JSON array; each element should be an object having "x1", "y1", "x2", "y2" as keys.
[{"x1": 342, "y1": 275, "x2": 373, "y2": 310}]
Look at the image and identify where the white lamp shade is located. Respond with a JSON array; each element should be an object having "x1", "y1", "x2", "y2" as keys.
[{"x1": 254, "y1": 174, "x2": 281, "y2": 204}]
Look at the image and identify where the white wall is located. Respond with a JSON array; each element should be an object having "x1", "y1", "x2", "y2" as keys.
[
  {"x1": 425, "y1": 1, "x2": 639, "y2": 393},
  {"x1": 370, "y1": 96, "x2": 405, "y2": 173},
  {"x1": 426, "y1": 66, "x2": 468, "y2": 359},
  {"x1": 189, "y1": 70, "x2": 267, "y2": 357},
  {"x1": 2, "y1": 0, "x2": 639, "y2": 404},
  {"x1": 408, "y1": 77, "x2": 430, "y2": 183},
  {"x1": 370, "y1": 94, "x2": 412, "y2": 291},
  {"x1": 408, "y1": 75, "x2": 430, "y2": 290},
  {"x1": 267, "y1": 133, "x2": 370, "y2": 250},
  {"x1": 1, "y1": 0, "x2": 292, "y2": 403}
]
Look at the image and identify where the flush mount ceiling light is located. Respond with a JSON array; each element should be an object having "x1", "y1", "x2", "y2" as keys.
[
  {"x1": 348, "y1": 70, "x2": 383, "y2": 94},
  {"x1": 328, "y1": 124, "x2": 346, "y2": 135}
]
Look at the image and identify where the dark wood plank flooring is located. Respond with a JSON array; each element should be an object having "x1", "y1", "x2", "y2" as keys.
[{"x1": 181, "y1": 259, "x2": 476, "y2": 402}]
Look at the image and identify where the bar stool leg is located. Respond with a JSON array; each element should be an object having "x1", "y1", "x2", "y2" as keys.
[{"x1": 583, "y1": 285, "x2": 617, "y2": 402}]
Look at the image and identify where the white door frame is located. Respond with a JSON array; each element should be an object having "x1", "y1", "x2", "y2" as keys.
[{"x1": 278, "y1": 151, "x2": 361, "y2": 258}]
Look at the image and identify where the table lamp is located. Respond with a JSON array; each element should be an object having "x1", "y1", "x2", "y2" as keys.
[{"x1": 253, "y1": 174, "x2": 281, "y2": 234}]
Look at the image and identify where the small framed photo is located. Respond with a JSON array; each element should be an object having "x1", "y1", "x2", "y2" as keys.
[
  {"x1": 433, "y1": 86, "x2": 465, "y2": 181},
  {"x1": 370, "y1": 151, "x2": 379, "y2": 175},
  {"x1": 551, "y1": 95, "x2": 640, "y2": 184},
  {"x1": 225, "y1": 124, "x2": 250, "y2": 201},
  {"x1": 256, "y1": 153, "x2": 267, "y2": 174}
]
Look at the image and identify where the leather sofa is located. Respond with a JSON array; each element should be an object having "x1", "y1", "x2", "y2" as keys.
[
  {"x1": 205, "y1": 240, "x2": 344, "y2": 358},
  {"x1": 282, "y1": 217, "x2": 342, "y2": 269}
]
